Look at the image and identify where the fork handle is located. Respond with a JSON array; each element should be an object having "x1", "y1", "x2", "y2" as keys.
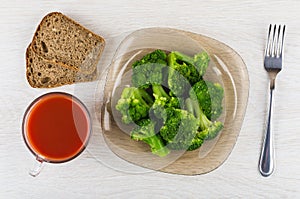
[{"x1": 259, "y1": 88, "x2": 275, "y2": 177}]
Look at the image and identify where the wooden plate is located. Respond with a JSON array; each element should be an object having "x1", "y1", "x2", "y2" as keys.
[{"x1": 97, "y1": 28, "x2": 249, "y2": 175}]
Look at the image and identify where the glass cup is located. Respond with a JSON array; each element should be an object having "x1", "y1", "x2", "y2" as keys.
[{"x1": 22, "y1": 92, "x2": 91, "y2": 177}]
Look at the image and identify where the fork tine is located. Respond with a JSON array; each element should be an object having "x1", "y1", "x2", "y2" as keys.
[
  {"x1": 275, "y1": 25, "x2": 281, "y2": 57},
  {"x1": 279, "y1": 25, "x2": 286, "y2": 57},
  {"x1": 270, "y1": 24, "x2": 277, "y2": 56},
  {"x1": 265, "y1": 24, "x2": 272, "y2": 56}
]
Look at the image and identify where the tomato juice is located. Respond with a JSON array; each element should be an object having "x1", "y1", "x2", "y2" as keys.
[{"x1": 22, "y1": 92, "x2": 91, "y2": 162}]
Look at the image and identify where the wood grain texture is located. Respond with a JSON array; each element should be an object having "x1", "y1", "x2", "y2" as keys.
[{"x1": 1, "y1": 0, "x2": 300, "y2": 198}]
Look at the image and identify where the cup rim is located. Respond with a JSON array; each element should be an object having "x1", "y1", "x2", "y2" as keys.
[{"x1": 22, "y1": 91, "x2": 92, "y2": 163}]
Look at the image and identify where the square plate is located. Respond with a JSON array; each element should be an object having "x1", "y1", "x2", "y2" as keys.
[{"x1": 96, "y1": 28, "x2": 249, "y2": 175}]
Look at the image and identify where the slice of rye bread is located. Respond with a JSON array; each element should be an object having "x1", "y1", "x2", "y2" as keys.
[
  {"x1": 31, "y1": 12, "x2": 105, "y2": 74},
  {"x1": 26, "y1": 45, "x2": 97, "y2": 88}
]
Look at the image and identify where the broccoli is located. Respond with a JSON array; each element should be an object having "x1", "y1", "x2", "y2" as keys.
[
  {"x1": 159, "y1": 107, "x2": 200, "y2": 150},
  {"x1": 116, "y1": 87, "x2": 153, "y2": 124},
  {"x1": 193, "y1": 52, "x2": 211, "y2": 76},
  {"x1": 131, "y1": 49, "x2": 183, "y2": 118},
  {"x1": 187, "y1": 132, "x2": 205, "y2": 151},
  {"x1": 131, "y1": 49, "x2": 168, "y2": 89},
  {"x1": 167, "y1": 51, "x2": 210, "y2": 96},
  {"x1": 185, "y1": 98, "x2": 223, "y2": 140},
  {"x1": 131, "y1": 49, "x2": 178, "y2": 110},
  {"x1": 190, "y1": 79, "x2": 224, "y2": 120},
  {"x1": 115, "y1": 50, "x2": 224, "y2": 156},
  {"x1": 132, "y1": 49, "x2": 167, "y2": 68},
  {"x1": 150, "y1": 90, "x2": 182, "y2": 119},
  {"x1": 131, "y1": 119, "x2": 170, "y2": 157}
]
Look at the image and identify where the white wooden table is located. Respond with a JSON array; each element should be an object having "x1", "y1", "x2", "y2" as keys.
[{"x1": 1, "y1": 0, "x2": 300, "y2": 198}]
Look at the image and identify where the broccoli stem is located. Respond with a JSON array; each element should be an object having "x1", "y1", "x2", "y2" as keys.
[
  {"x1": 131, "y1": 120, "x2": 170, "y2": 157},
  {"x1": 185, "y1": 98, "x2": 194, "y2": 115},
  {"x1": 172, "y1": 51, "x2": 195, "y2": 65},
  {"x1": 185, "y1": 98, "x2": 223, "y2": 140},
  {"x1": 145, "y1": 135, "x2": 170, "y2": 157},
  {"x1": 137, "y1": 88, "x2": 154, "y2": 105},
  {"x1": 152, "y1": 85, "x2": 169, "y2": 99},
  {"x1": 185, "y1": 98, "x2": 211, "y2": 130}
]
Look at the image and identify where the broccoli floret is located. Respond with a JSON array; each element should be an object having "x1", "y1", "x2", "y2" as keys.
[
  {"x1": 116, "y1": 87, "x2": 153, "y2": 124},
  {"x1": 187, "y1": 132, "x2": 205, "y2": 151},
  {"x1": 132, "y1": 49, "x2": 167, "y2": 68},
  {"x1": 131, "y1": 49, "x2": 178, "y2": 113},
  {"x1": 159, "y1": 107, "x2": 200, "y2": 150},
  {"x1": 185, "y1": 98, "x2": 223, "y2": 140},
  {"x1": 193, "y1": 52, "x2": 210, "y2": 76},
  {"x1": 151, "y1": 89, "x2": 182, "y2": 119},
  {"x1": 131, "y1": 119, "x2": 170, "y2": 157},
  {"x1": 190, "y1": 79, "x2": 224, "y2": 120},
  {"x1": 131, "y1": 50, "x2": 183, "y2": 120},
  {"x1": 132, "y1": 49, "x2": 168, "y2": 89},
  {"x1": 197, "y1": 121, "x2": 224, "y2": 140},
  {"x1": 167, "y1": 51, "x2": 210, "y2": 96},
  {"x1": 167, "y1": 67, "x2": 191, "y2": 97}
]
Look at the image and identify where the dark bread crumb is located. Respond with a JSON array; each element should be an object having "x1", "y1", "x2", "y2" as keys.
[
  {"x1": 31, "y1": 12, "x2": 105, "y2": 74},
  {"x1": 26, "y1": 45, "x2": 97, "y2": 88}
]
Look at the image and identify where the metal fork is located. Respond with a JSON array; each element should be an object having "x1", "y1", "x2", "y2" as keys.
[{"x1": 259, "y1": 24, "x2": 286, "y2": 177}]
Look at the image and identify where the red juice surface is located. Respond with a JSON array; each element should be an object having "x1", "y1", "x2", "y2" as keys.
[{"x1": 25, "y1": 93, "x2": 90, "y2": 162}]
